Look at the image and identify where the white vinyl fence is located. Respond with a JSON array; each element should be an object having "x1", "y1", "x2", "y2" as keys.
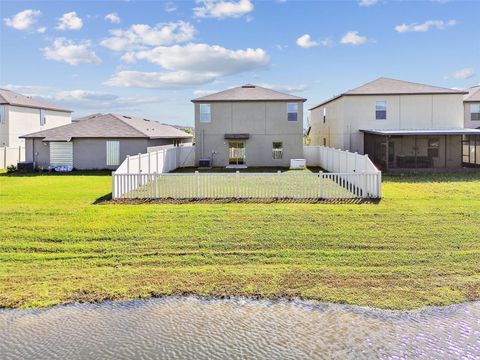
[
  {"x1": 111, "y1": 144, "x2": 382, "y2": 200},
  {"x1": 112, "y1": 171, "x2": 381, "y2": 200},
  {"x1": 0, "y1": 146, "x2": 25, "y2": 169},
  {"x1": 115, "y1": 146, "x2": 195, "y2": 175}
]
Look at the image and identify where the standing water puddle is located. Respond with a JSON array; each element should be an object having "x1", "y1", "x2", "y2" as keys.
[{"x1": 0, "y1": 297, "x2": 479, "y2": 359}]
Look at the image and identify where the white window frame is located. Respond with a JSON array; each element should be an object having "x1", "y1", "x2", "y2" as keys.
[
  {"x1": 199, "y1": 104, "x2": 211, "y2": 123},
  {"x1": 0, "y1": 105, "x2": 5, "y2": 124},
  {"x1": 106, "y1": 141, "x2": 120, "y2": 166},
  {"x1": 375, "y1": 100, "x2": 387, "y2": 120},
  {"x1": 40, "y1": 109, "x2": 46, "y2": 126},
  {"x1": 287, "y1": 103, "x2": 298, "y2": 121},
  {"x1": 471, "y1": 103, "x2": 480, "y2": 121},
  {"x1": 272, "y1": 141, "x2": 283, "y2": 159}
]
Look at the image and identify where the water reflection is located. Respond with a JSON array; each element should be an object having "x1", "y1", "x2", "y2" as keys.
[{"x1": 0, "y1": 297, "x2": 479, "y2": 359}]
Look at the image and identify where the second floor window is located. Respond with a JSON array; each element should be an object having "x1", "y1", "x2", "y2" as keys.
[
  {"x1": 40, "y1": 109, "x2": 46, "y2": 126},
  {"x1": 376, "y1": 100, "x2": 387, "y2": 120},
  {"x1": 323, "y1": 108, "x2": 327, "y2": 123},
  {"x1": 0, "y1": 105, "x2": 5, "y2": 124},
  {"x1": 272, "y1": 142, "x2": 283, "y2": 159},
  {"x1": 471, "y1": 104, "x2": 480, "y2": 121},
  {"x1": 200, "y1": 104, "x2": 211, "y2": 123},
  {"x1": 288, "y1": 103, "x2": 298, "y2": 121}
]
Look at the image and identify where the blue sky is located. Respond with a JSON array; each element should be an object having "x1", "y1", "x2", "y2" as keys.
[{"x1": 1, "y1": 0, "x2": 479, "y2": 127}]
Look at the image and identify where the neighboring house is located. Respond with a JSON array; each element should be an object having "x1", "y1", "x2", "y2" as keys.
[
  {"x1": 0, "y1": 89, "x2": 72, "y2": 148},
  {"x1": 463, "y1": 86, "x2": 480, "y2": 167},
  {"x1": 309, "y1": 77, "x2": 480, "y2": 170},
  {"x1": 191, "y1": 84, "x2": 306, "y2": 167},
  {"x1": 21, "y1": 113, "x2": 193, "y2": 170},
  {"x1": 464, "y1": 86, "x2": 480, "y2": 129}
]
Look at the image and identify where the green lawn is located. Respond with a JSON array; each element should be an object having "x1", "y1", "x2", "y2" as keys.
[{"x1": 0, "y1": 171, "x2": 479, "y2": 310}]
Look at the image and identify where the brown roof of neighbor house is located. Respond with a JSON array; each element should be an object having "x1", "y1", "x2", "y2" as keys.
[
  {"x1": 309, "y1": 77, "x2": 468, "y2": 110},
  {"x1": 191, "y1": 84, "x2": 307, "y2": 102},
  {"x1": 21, "y1": 113, "x2": 193, "y2": 142},
  {"x1": 0, "y1": 88, "x2": 72, "y2": 112},
  {"x1": 464, "y1": 86, "x2": 480, "y2": 102}
]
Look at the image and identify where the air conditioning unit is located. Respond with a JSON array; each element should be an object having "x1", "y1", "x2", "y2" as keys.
[
  {"x1": 290, "y1": 159, "x2": 306, "y2": 170},
  {"x1": 198, "y1": 158, "x2": 211, "y2": 169}
]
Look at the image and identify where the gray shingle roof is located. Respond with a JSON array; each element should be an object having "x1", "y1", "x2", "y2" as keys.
[
  {"x1": 191, "y1": 84, "x2": 307, "y2": 102},
  {"x1": 21, "y1": 113, "x2": 193, "y2": 141},
  {"x1": 464, "y1": 86, "x2": 480, "y2": 102},
  {"x1": 310, "y1": 77, "x2": 468, "y2": 110},
  {"x1": 0, "y1": 89, "x2": 72, "y2": 112}
]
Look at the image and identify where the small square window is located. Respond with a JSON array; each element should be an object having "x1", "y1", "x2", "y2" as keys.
[
  {"x1": 376, "y1": 101, "x2": 387, "y2": 120},
  {"x1": 272, "y1": 142, "x2": 283, "y2": 159},
  {"x1": 199, "y1": 104, "x2": 211, "y2": 123},
  {"x1": 288, "y1": 103, "x2": 298, "y2": 121}
]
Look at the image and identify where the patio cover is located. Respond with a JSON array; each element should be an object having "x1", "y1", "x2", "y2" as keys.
[{"x1": 360, "y1": 128, "x2": 480, "y2": 136}]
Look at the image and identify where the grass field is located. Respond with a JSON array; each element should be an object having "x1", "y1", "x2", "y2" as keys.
[{"x1": 0, "y1": 170, "x2": 479, "y2": 310}]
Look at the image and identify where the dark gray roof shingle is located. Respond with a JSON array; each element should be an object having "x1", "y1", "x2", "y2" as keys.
[
  {"x1": 191, "y1": 84, "x2": 306, "y2": 102},
  {"x1": 0, "y1": 89, "x2": 72, "y2": 112},
  {"x1": 310, "y1": 77, "x2": 468, "y2": 110},
  {"x1": 464, "y1": 86, "x2": 480, "y2": 102},
  {"x1": 21, "y1": 113, "x2": 193, "y2": 141}
]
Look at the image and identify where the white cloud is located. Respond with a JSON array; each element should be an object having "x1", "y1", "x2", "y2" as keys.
[
  {"x1": 395, "y1": 19, "x2": 456, "y2": 33},
  {"x1": 121, "y1": 43, "x2": 268, "y2": 73},
  {"x1": 358, "y1": 0, "x2": 378, "y2": 6},
  {"x1": 193, "y1": 0, "x2": 254, "y2": 19},
  {"x1": 165, "y1": 2, "x2": 177, "y2": 12},
  {"x1": 4, "y1": 9, "x2": 41, "y2": 30},
  {"x1": 0, "y1": 84, "x2": 50, "y2": 92},
  {"x1": 444, "y1": 68, "x2": 475, "y2": 80},
  {"x1": 105, "y1": 12, "x2": 121, "y2": 24},
  {"x1": 107, "y1": 43, "x2": 269, "y2": 88},
  {"x1": 105, "y1": 71, "x2": 217, "y2": 88},
  {"x1": 56, "y1": 12, "x2": 83, "y2": 31},
  {"x1": 100, "y1": 21, "x2": 195, "y2": 51},
  {"x1": 37, "y1": 26, "x2": 47, "y2": 33},
  {"x1": 296, "y1": 34, "x2": 332, "y2": 48},
  {"x1": 340, "y1": 31, "x2": 368, "y2": 46},
  {"x1": 42, "y1": 38, "x2": 101, "y2": 65}
]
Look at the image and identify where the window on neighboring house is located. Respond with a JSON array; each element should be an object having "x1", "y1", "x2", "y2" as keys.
[
  {"x1": 375, "y1": 100, "x2": 387, "y2": 120},
  {"x1": 323, "y1": 138, "x2": 327, "y2": 146},
  {"x1": 471, "y1": 104, "x2": 480, "y2": 121},
  {"x1": 323, "y1": 108, "x2": 327, "y2": 123},
  {"x1": 428, "y1": 137, "x2": 440, "y2": 158},
  {"x1": 199, "y1": 104, "x2": 211, "y2": 123},
  {"x1": 0, "y1": 105, "x2": 5, "y2": 124},
  {"x1": 288, "y1": 103, "x2": 298, "y2": 121},
  {"x1": 272, "y1": 142, "x2": 283, "y2": 159},
  {"x1": 40, "y1": 109, "x2": 46, "y2": 126},
  {"x1": 106, "y1": 141, "x2": 120, "y2": 166}
]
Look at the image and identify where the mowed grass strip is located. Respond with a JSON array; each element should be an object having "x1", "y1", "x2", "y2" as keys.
[{"x1": 0, "y1": 171, "x2": 479, "y2": 309}]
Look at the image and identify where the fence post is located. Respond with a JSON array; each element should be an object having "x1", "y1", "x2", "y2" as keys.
[
  {"x1": 195, "y1": 171, "x2": 199, "y2": 198},
  {"x1": 354, "y1": 152, "x2": 357, "y2": 173},
  {"x1": 111, "y1": 172, "x2": 116, "y2": 199},
  {"x1": 3, "y1": 147, "x2": 6, "y2": 169},
  {"x1": 138, "y1": 153, "x2": 141, "y2": 174},
  {"x1": 156, "y1": 151, "x2": 159, "y2": 173},
  {"x1": 148, "y1": 152, "x2": 151, "y2": 173},
  {"x1": 362, "y1": 171, "x2": 367, "y2": 198},
  {"x1": 319, "y1": 170, "x2": 323, "y2": 199},
  {"x1": 18, "y1": 146, "x2": 21, "y2": 163},
  {"x1": 235, "y1": 171, "x2": 239, "y2": 199},
  {"x1": 154, "y1": 172, "x2": 158, "y2": 198},
  {"x1": 127, "y1": 155, "x2": 130, "y2": 174},
  {"x1": 277, "y1": 170, "x2": 281, "y2": 199}
]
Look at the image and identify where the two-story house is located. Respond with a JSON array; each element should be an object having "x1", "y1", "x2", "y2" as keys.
[
  {"x1": 0, "y1": 89, "x2": 72, "y2": 149},
  {"x1": 309, "y1": 77, "x2": 480, "y2": 170},
  {"x1": 191, "y1": 84, "x2": 306, "y2": 167}
]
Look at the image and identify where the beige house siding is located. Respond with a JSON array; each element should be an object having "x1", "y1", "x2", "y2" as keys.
[
  {"x1": 310, "y1": 94, "x2": 464, "y2": 154},
  {"x1": 5, "y1": 106, "x2": 71, "y2": 148},
  {"x1": 464, "y1": 102, "x2": 480, "y2": 129},
  {"x1": 194, "y1": 101, "x2": 304, "y2": 167}
]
